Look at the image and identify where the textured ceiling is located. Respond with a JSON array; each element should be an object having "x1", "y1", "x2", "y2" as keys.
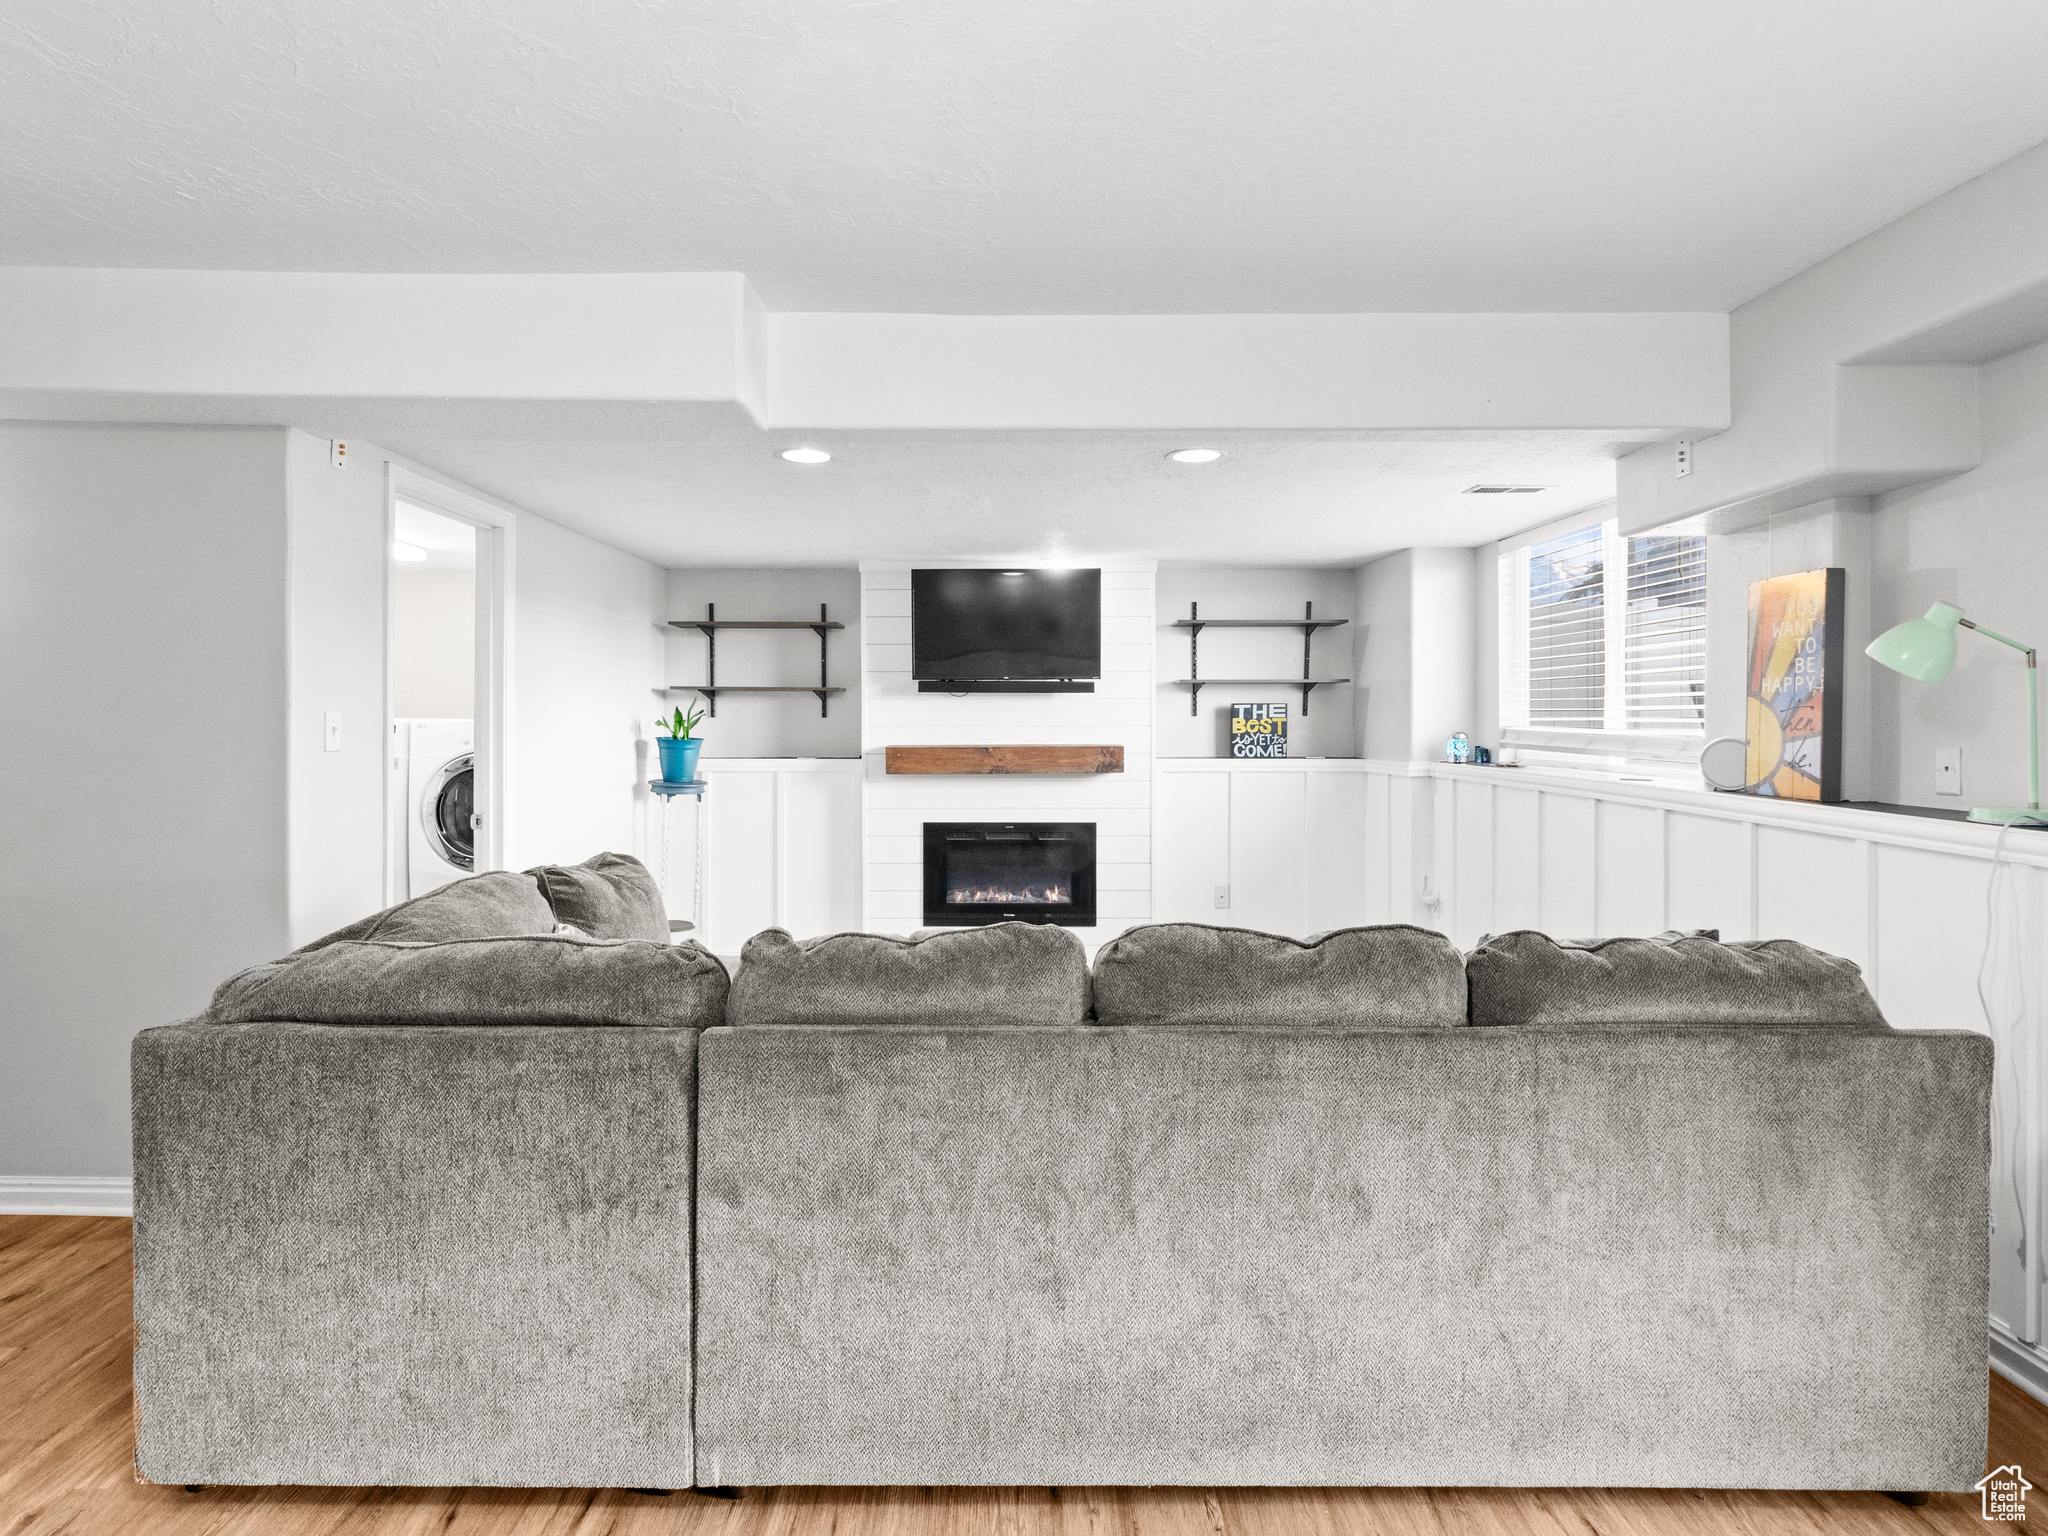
[
  {"x1": 370, "y1": 417, "x2": 1643, "y2": 568},
  {"x1": 6, "y1": 1, "x2": 2048, "y2": 312}
]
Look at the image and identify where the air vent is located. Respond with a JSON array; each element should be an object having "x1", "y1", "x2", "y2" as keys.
[{"x1": 1464, "y1": 484, "x2": 1551, "y2": 494}]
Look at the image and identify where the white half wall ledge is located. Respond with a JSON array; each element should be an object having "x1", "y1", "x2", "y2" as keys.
[
  {"x1": 0, "y1": 1175, "x2": 133, "y2": 1217},
  {"x1": 0, "y1": 267, "x2": 1731, "y2": 435}
]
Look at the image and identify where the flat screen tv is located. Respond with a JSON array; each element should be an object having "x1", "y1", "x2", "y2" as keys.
[{"x1": 912, "y1": 568, "x2": 1101, "y2": 681}]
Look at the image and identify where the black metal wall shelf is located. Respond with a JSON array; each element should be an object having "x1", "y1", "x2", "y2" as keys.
[
  {"x1": 666, "y1": 603, "x2": 844, "y2": 717},
  {"x1": 1170, "y1": 601, "x2": 1350, "y2": 715}
]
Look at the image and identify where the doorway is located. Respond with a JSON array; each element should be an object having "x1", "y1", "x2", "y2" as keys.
[{"x1": 385, "y1": 468, "x2": 515, "y2": 904}]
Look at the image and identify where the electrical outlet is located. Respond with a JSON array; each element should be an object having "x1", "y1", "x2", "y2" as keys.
[
  {"x1": 1935, "y1": 747, "x2": 1961, "y2": 796},
  {"x1": 324, "y1": 711, "x2": 342, "y2": 752},
  {"x1": 330, "y1": 439, "x2": 349, "y2": 470},
  {"x1": 1214, "y1": 885, "x2": 1230, "y2": 909},
  {"x1": 1674, "y1": 438, "x2": 1692, "y2": 479}
]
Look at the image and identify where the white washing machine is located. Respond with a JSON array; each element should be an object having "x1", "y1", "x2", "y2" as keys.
[{"x1": 399, "y1": 718, "x2": 475, "y2": 897}]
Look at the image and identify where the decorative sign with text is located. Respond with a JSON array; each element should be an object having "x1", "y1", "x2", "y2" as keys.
[
  {"x1": 1743, "y1": 567, "x2": 1845, "y2": 802},
  {"x1": 1231, "y1": 702, "x2": 1289, "y2": 759}
]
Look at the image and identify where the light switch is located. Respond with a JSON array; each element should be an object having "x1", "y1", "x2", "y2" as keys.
[
  {"x1": 1935, "y1": 748, "x2": 1961, "y2": 796},
  {"x1": 324, "y1": 711, "x2": 342, "y2": 752},
  {"x1": 1214, "y1": 885, "x2": 1230, "y2": 909}
]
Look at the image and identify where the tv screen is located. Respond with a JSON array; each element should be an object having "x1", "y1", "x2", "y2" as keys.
[{"x1": 912, "y1": 568, "x2": 1102, "y2": 680}]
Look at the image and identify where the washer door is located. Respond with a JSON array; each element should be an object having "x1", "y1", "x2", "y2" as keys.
[{"x1": 421, "y1": 753, "x2": 476, "y2": 872}]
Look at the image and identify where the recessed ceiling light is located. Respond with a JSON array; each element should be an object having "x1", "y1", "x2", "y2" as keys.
[
  {"x1": 780, "y1": 447, "x2": 832, "y2": 465},
  {"x1": 392, "y1": 541, "x2": 428, "y2": 562},
  {"x1": 1463, "y1": 484, "x2": 1551, "y2": 494},
  {"x1": 1166, "y1": 448, "x2": 1223, "y2": 464}
]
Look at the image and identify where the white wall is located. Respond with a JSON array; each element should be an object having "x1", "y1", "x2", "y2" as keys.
[
  {"x1": 1155, "y1": 566, "x2": 1356, "y2": 758},
  {"x1": 393, "y1": 570, "x2": 476, "y2": 719},
  {"x1": 1473, "y1": 543, "x2": 1501, "y2": 750},
  {"x1": 1357, "y1": 548, "x2": 1478, "y2": 761},
  {"x1": 663, "y1": 567, "x2": 860, "y2": 758},
  {"x1": 283, "y1": 432, "x2": 667, "y2": 934},
  {"x1": 1357, "y1": 552, "x2": 1413, "y2": 761},
  {"x1": 1410, "y1": 548, "x2": 1478, "y2": 760},
  {"x1": 513, "y1": 511, "x2": 666, "y2": 869},
  {"x1": 1872, "y1": 333, "x2": 2048, "y2": 812},
  {"x1": 0, "y1": 422, "x2": 290, "y2": 1178},
  {"x1": 285, "y1": 429, "x2": 391, "y2": 945}
]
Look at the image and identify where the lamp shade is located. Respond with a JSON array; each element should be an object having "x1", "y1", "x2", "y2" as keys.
[{"x1": 1866, "y1": 601, "x2": 1964, "y2": 683}]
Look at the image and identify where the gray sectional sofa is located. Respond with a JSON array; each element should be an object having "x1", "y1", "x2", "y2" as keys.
[{"x1": 131, "y1": 856, "x2": 1993, "y2": 1495}]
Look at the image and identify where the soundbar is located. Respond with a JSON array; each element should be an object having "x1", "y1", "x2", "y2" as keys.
[{"x1": 917, "y1": 680, "x2": 1096, "y2": 694}]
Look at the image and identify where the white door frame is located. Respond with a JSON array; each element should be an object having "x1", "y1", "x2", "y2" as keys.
[{"x1": 385, "y1": 464, "x2": 517, "y2": 897}]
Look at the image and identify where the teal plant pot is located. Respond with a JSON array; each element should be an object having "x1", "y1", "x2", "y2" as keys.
[{"x1": 657, "y1": 736, "x2": 702, "y2": 784}]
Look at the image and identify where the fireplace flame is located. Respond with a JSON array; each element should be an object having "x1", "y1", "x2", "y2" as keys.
[{"x1": 947, "y1": 881, "x2": 1072, "y2": 905}]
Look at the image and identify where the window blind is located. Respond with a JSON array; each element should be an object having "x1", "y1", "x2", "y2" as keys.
[
  {"x1": 1623, "y1": 526, "x2": 1707, "y2": 731},
  {"x1": 1498, "y1": 512, "x2": 1707, "y2": 758},
  {"x1": 1525, "y1": 523, "x2": 1606, "y2": 729}
]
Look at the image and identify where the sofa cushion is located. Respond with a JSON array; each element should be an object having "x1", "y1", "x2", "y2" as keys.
[
  {"x1": 289, "y1": 870, "x2": 556, "y2": 955},
  {"x1": 207, "y1": 934, "x2": 728, "y2": 1028},
  {"x1": 1465, "y1": 930, "x2": 1888, "y2": 1027},
  {"x1": 528, "y1": 852, "x2": 670, "y2": 943},
  {"x1": 727, "y1": 923, "x2": 1091, "y2": 1028},
  {"x1": 1090, "y1": 922, "x2": 1467, "y2": 1028}
]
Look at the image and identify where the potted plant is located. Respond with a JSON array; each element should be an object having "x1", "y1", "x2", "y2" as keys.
[{"x1": 656, "y1": 699, "x2": 705, "y2": 784}]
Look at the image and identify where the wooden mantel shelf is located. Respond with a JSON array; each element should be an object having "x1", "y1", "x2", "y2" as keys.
[{"x1": 885, "y1": 745, "x2": 1124, "y2": 776}]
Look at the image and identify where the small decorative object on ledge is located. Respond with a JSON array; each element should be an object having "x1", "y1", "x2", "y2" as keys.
[
  {"x1": 668, "y1": 602, "x2": 846, "y2": 717},
  {"x1": 885, "y1": 745, "x2": 1124, "y2": 775},
  {"x1": 1231, "y1": 703, "x2": 1288, "y2": 759},
  {"x1": 1743, "y1": 569, "x2": 1844, "y2": 802},
  {"x1": 1172, "y1": 601, "x2": 1349, "y2": 716}
]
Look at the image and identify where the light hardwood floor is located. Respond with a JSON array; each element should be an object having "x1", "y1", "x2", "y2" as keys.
[{"x1": 5, "y1": 1212, "x2": 2042, "y2": 1536}]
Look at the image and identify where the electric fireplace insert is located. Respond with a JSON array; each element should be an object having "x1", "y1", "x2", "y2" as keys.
[{"x1": 923, "y1": 822, "x2": 1097, "y2": 927}]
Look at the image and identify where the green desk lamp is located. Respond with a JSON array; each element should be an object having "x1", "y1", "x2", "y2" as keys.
[{"x1": 1865, "y1": 600, "x2": 2041, "y2": 825}]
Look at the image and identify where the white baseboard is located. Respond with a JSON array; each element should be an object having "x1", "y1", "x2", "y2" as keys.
[
  {"x1": 0, "y1": 1175, "x2": 133, "y2": 1216},
  {"x1": 1992, "y1": 1327, "x2": 2048, "y2": 1409}
]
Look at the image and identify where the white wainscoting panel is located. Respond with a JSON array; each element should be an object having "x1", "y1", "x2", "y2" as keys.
[
  {"x1": 655, "y1": 758, "x2": 862, "y2": 954},
  {"x1": 1667, "y1": 812, "x2": 1752, "y2": 938},
  {"x1": 1410, "y1": 760, "x2": 2048, "y2": 1400},
  {"x1": 1156, "y1": 760, "x2": 1384, "y2": 938},
  {"x1": 1595, "y1": 800, "x2": 1666, "y2": 941}
]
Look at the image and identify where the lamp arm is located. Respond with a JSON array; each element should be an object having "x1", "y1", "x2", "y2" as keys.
[{"x1": 1959, "y1": 617, "x2": 2036, "y2": 660}]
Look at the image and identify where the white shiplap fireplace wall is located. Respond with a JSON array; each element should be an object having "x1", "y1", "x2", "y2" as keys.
[{"x1": 860, "y1": 561, "x2": 1156, "y2": 940}]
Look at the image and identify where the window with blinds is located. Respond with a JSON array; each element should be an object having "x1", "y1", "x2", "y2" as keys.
[
  {"x1": 1526, "y1": 523, "x2": 1606, "y2": 729},
  {"x1": 1499, "y1": 513, "x2": 1706, "y2": 758},
  {"x1": 1623, "y1": 529, "x2": 1708, "y2": 731}
]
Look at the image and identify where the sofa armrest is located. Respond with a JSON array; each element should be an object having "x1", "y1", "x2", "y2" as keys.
[
  {"x1": 132, "y1": 1019, "x2": 697, "y2": 1487},
  {"x1": 694, "y1": 1022, "x2": 1989, "y2": 1489}
]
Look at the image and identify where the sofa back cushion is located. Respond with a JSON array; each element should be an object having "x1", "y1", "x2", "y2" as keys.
[
  {"x1": 1090, "y1": 923, "x2": 1468, "y2": 1028},
  {"x1": 528, "y1": 852, "x2": 670, "y2": 943},
  {"x1": 1465, "y1": 930, "x2": 1888, "y2": 1027},
  {"x1": 208, "y1": 934, "x2": 728, "y2": 1029},
  {"x1": 728, "y1": 923, "x2": 1091, "y2": 1028},
  {"x1": 289, "y1": 870, "x2": 557, "y2": 955}
]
